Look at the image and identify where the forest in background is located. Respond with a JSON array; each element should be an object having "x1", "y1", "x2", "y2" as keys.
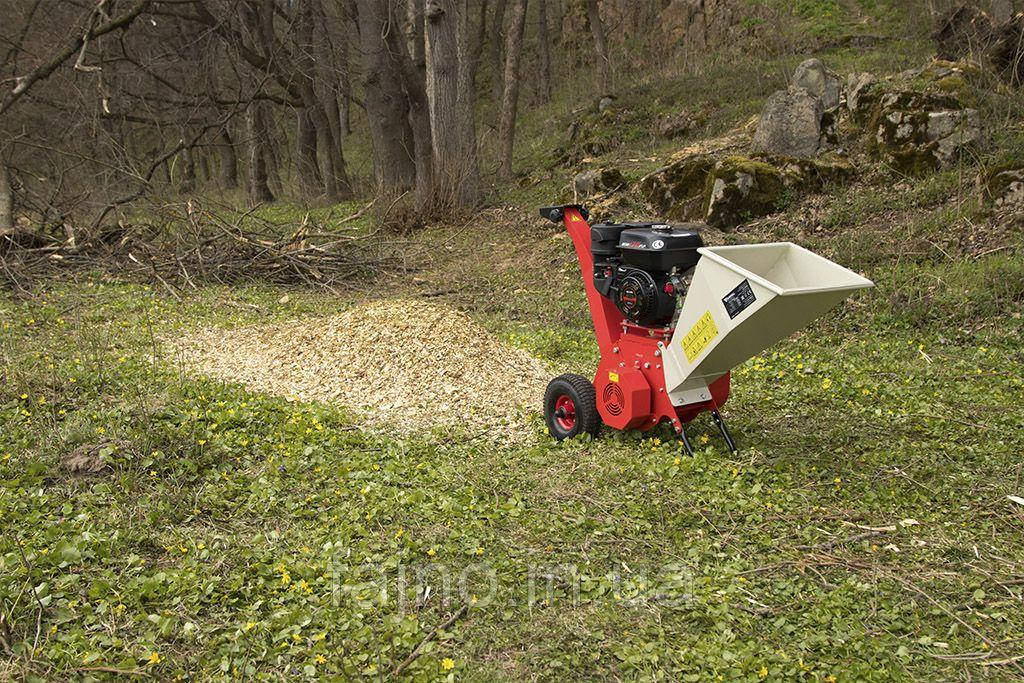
[{"x1": 2, "y1": 1, "x2": 1004, "y2": 246}]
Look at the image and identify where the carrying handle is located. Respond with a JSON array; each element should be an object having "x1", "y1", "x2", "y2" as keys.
[{"x1": 539, "y1": 204, "x2": 589, "y2": 223}]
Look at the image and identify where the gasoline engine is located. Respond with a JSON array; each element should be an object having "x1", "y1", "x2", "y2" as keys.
[{"x1": 590, "y1": 221, "x2": 704, "y2": 327}]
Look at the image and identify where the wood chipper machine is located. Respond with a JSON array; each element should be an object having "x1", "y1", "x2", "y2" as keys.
[{"x1": 539, "y1": 204, "x2": 873, "y2": 454}]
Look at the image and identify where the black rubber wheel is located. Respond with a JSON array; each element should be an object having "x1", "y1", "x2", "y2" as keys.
[{"x1": 544, "y1": 373, "x2": 601, "y2": 440}]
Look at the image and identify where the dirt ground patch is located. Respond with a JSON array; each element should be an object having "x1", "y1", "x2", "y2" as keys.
[{"x1": 169, "y1": 299, "x2": 550, "y2": 440}]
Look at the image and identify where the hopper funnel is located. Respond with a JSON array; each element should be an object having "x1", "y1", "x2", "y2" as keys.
[{"x1": 663, "y1": 242, "x2": 873, "y2": 404}]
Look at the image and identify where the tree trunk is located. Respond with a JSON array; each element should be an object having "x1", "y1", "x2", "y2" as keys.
[
  {"x1": 465, "y1": 0, "x2": 489, "y2": 89},
  {"x1": 338, "y1": 7, "x2": 353, "y2": 136},
  {"x1": 407, "y1": 0, "x2": 427, "y2": 67},
  {"x1": 198, "y1": 152, "x2": 211, "y2": 185},
  {"x1": 585, "y1": 0, "x2": 609, "y2": 93},
  {"x1": 455, "y1": 0, "x2": 482, "y2": 199},
  {"x1": 990, "y1": 0, "x2": 1013, "y2": 23},
  {"x1": 397, "y1": 0, "x2": 435, "y2": 208},
  {"x1": 295, "y1": 106, "x2": 322, "y2": 198},
  {"x1": 0, "y1": 157, "x2": 13, "y2": 235},
  {"x1": 489, "y1": 0, "x2": 509, "y2": 104},
  {"x1": 537, "y1": 0, "x2": 552, "y2": 103},
  {"x1": 218, "y1": 128, "x2": 238, "y2": 189},
  {"x1": 499, "y1": 0, "x2": 528, "y2": 180},
  {"x1": 355, "y1": 0, "x2": 417, "y2": 194},
  {"x1": 246, "y1": 101, "x2": 275, "y2": 205},
  {"x1": 179, "y1": 146, "x2": 196, "y2": 194},
  {"x1": 310, "y1": 99, "x2": 347, "y2": 201},
  {"x1": 294, "y1": 0, "x2": 352, "y2": 202},
  {"x1": 425, "y1": 0, "x2": 479, "y2": 210},
  {"x1": 264, "y1": 114, "x2": 283, "y2": 196}
]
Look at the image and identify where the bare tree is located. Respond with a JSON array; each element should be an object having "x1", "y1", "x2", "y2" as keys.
[
  {"x1": 489, "y1": 0, "x2": 509, "y2": 103},
  {"x1": 194, "y1": 0, "x2": 353, "y2": 201},
  {"x1": 585, "y1": 0, "x2": 610, "y2": 93},
  {"x1": 0, "y1": 151, "x2": 12, "y2": 234},
  {"x1": 536, "y1": 0, "x2": 552, "y2": 103},
  {"x1": 354, "y1": 0, "x2": 416, "y2": 194},
  {"x1": 246, "y1": 101, "x2": 275, "y2": 205},
  {"x1": 394, "y1": 0, "x2": 436, "y2": 208},
  {"x1": 0, "y1": 0, "x2": 153, "y2": 117},
  {"x1": 499, "y1": 0, "x2": 528, "y2": 179},
  {"x1": 293, "y1": 0, "x2": 349, "y2": 201},
  {"x1": 217, "y1": 129, "x2": 239, "y2": 189},
  {"x1": 424, "y1": 0, "x2": 481, "y2": 210}
]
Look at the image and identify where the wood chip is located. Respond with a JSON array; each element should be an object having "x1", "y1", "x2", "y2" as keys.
[{"x1": 169, "y1": 299, "x2": 550, "y2": 441}]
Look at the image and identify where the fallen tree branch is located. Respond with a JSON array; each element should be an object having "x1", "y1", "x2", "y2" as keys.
[
  {"x1": 393, "y1": 603, "x2": 469, "y2": 677},
  {"x1": 0, "y1": 0, "x2": 151, "y2": 116}
]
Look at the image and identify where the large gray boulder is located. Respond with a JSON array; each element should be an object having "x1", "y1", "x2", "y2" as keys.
[
  {"x1": 751, "y1": 86, "x2": 824, "y2": 158},
  {"x1": 793, "y1": 58, "x2": 842, "y2": 110},
  {"x1": 873, "y1": 91, "x2": 981, "y2": 173}
]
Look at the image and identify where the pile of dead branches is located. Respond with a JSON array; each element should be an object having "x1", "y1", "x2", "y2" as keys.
[{"x1": 0, "y1": 199, "x2": 400, "y2": 295}]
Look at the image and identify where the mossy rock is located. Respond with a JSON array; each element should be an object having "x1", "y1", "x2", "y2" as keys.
[
  {"x1": 554, "y1": 109, "x2": 642, "y2": 166},
  {"x1": 753, "y1": 153, "x2": 855, "y2": 190},
  {"x1": 888, "y1": 144, "x2": 943, "y2": 175},
  {"x1": 932, "y1": 74, "x2": 976, "y2": 105},
  {"x1": 638, "y1": 154, "x2": 717, "y2": 221},
  {"x1": 866, "y1": 89, "x2": 981, "y2": 174},
  {"x1": 850, "y1": 59, "x2": 979, "y2": 129},
  {"x1": 979, "y1": 164, "x2": 1024, "y2": 206},
  {"x1": 848, "y1": 79, "x2": 887, "y2": 126},
  {"x1": 567, "y1": 166, "x2": 628, "y2": 200},
  {"x1": 705, "y1": 156, "x2": 786, "y2": 229}
]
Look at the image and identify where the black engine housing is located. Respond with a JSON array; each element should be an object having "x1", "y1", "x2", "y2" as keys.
[
  {"x1": 613, "y1": 267, "x2": 677, "y2": 326},
  {"x1": 589, "y1": 221, "x2": 704, "y2": 327}
]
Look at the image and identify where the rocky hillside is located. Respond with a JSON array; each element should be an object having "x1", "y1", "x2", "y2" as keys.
[
  {"x1": 533, "y1": 4, "x2": 1024, "y2": 243},
  {"x1": 566, "y1": 51, "x2": 1022, "y2": 232}
]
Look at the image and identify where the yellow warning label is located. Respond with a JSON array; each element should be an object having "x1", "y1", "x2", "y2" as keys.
[
  {"x1": 570, "y1": 214, "x2": 583, "y2": 222},
  {"x1": 608, "y1": 372, "x2": 619, "y2": 383},
  {"x1": 681, "y1": 311, "x2": 718, "y2": 362}
]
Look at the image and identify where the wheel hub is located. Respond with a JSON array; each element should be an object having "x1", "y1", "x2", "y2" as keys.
[{"x1": 554, "y1": 395, "x2": 576, "y2": 430}]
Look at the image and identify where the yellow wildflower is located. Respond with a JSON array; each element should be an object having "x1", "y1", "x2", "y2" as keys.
[
  {"x1": 148, "y1": 652, "x2": 162, "y2": 665},
  {"x1": 440, "y1": 658, "x2": 455, "y2": 671}
]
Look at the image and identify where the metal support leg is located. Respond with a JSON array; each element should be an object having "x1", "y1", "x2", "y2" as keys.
[
  {"x1": 678, "y1": 424, "x2": 694, "y2": 457},
  {"x1": 710, "y1": 410, "x2": 737, "y2": 453}
]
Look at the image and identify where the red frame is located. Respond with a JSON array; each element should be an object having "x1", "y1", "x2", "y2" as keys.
[{"x1": 560, "y1": 207, "x2": 729, "y2": 433}]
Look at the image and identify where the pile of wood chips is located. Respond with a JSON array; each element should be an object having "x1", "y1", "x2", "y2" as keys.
[{"x1": 171, "y1": 299, "x2": 551, "y2": 440}]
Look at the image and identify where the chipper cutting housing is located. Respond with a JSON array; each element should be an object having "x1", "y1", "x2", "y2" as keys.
[{"x1": 539, "y1": 204, "x2": 874, "y2": 453}]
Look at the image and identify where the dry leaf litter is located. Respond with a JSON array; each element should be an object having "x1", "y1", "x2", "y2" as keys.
[{"x1": 170, "y1": 299, "x2": 550, "y2": 440}]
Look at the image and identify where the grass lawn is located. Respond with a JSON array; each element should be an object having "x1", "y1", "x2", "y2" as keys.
[{"x1": 2, "y1": 190, "x2": 1023, "y2": 680}]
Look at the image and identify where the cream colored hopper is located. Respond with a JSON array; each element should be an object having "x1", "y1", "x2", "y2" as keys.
[{"x1": 662, "y1": 242, "x2": 873, "y2": 406}]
